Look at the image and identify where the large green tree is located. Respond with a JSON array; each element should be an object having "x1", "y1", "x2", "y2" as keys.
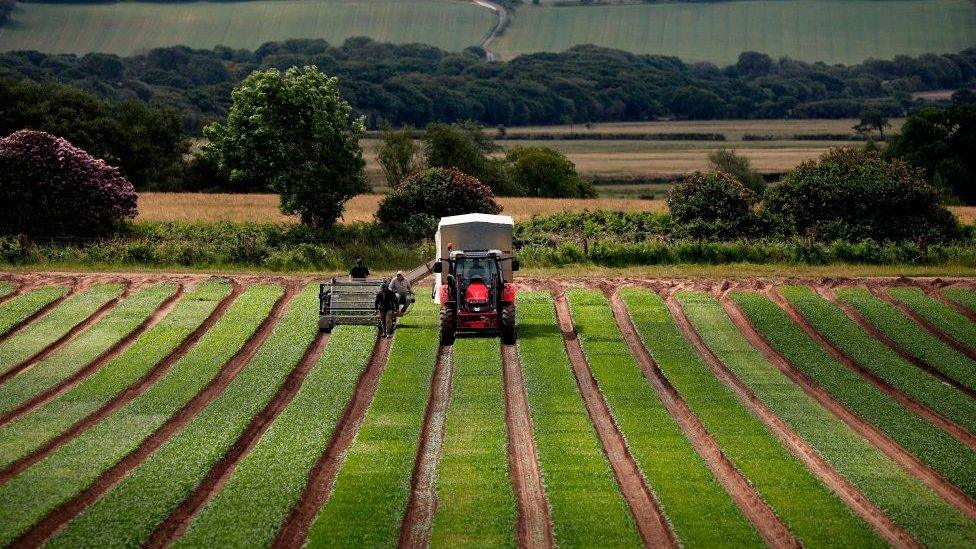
[
  {"x1": 504, "y1": 146, "x2": 596, "y2": 198},
  {"x1": 203, "y1": 66, "x2": 367, "y2": 227}
]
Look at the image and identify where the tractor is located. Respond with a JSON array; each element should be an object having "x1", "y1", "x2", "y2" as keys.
[{"x1": 434, "y1": 249, "x2": 518, "y2": 345}]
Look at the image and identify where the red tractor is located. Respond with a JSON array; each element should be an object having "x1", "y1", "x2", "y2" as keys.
[{"x1": 434, "y1": 249, "x2": 518, "y2": 345}]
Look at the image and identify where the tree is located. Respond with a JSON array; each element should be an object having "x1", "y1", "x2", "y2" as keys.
[
  {"x1": 377, "y1": 126, "x2": 422, "y2": 187},
  {"x1": 853, "y1": 105, "x2": 890, "y2": 138},
  {"x1": 203, "y1": 66, "x2": 367, "y2": 227},
  {"x1": 504, "y1": 146, "x2": 596, "y2": 198},
  {"x1": 952, "y1": 89, "x2": 976, "y2": 105},
  {"x1": 667, "y1": 171, "x2": 757, "y2": 239},
  {"x1": 422, "y1": 122, "x2": 511, "y2": 194},
  {"x1": 706, "y1": 149, "x2": 765, "y2": 197},
  {"x1": 0, "y1": 130, "x2": 137, "y2": 237}
]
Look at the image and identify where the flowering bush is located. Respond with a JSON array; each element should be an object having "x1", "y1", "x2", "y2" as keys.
[{"x1": 0, "y1": 130, "x2": 137, "y2": 237}]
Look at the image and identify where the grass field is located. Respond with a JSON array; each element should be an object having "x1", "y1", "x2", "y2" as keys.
[
  {"x1": 494, "y1": 0, "x2": 976, "y2": 64},
  {"x1": 0, "y1": 273, "x2": 973, "y2": 546},
  {"x1": 0, "y1": 0, "x2": 493, "y2": 55}
]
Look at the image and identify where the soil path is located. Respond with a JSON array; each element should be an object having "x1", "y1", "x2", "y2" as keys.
[
  {"x1": 919, "y1": 284, "x2": 976, "y2": 323},
  {"x1": 720, "y1": 293, "x2": 976, "y2": 522},
  {"x1": 273, "y1": 334, "x2": 391, "y2": 549},
  {"x1": 147, "y1": 331, "x2": 331, "y2": 548},
  {"x1": 663, "y1": 292, "x2": 917, "y2": 548},
  {"x1": 0, "y1": 281, "x2": 25, "y2": 307},
  {"x1": 399, "y1": 345, "x2": 454, "y2": 548},
  {"x1": 767, "y1": 288, "x2": 976, "y2": 451},
  {"x1": 500, "y1": 344, "x2": 555, "y2": 549},
  {"x1": 8, "y1": 284, "x2": 297, "y2": 548},
  {"x1": 551, "y1": 291, "x2": 677, "y2": 549},
  {"x1": 0, "y1": 282, "x2": 243, "y2": 484},
  {"x1": 870, "y1": 288, "x2": 976, "y2": 363},
  {"x1": 472, "y1": 0, "x2": 507, "y2": 61},
  {"x1": 0, "y1": 277, "x2": 77, "y2": 346}
]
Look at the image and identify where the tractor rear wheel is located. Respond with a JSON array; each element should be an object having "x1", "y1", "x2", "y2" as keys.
[
  {"x1": 318, "y1": 316, "x2": 334, "y2": 333},
  {"x1": 500, "y1": 305, "x2": 516, "y2": 345},
  {"x1": 440, "y1": 307, "x2": 456, "y2": 346}
]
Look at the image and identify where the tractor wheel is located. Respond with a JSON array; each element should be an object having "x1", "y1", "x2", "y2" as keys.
[
  {"x1": 500, "y1": 305, "x2": 516, "y2": 345},
  {"x1": 318, "y1": 316, "x2": 334, "y2": 333},
  {"x1": 440, "y1": 307, "x2": 456, "y2": 346}
]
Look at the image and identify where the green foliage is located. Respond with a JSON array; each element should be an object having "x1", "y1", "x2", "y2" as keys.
[
  {"x1": 853, "y1": 105, "x2": 890, "y2": 138},
  {"x1": 0, "y1": 286, "x2": 67, "y2": 337},
  {"x1": 888, "y1": 287, "x2": 976, "y2": 351},
  {"x1": 765, "y1": 148, "x2": 961, "y2": 243},
  {"x1": 422, "y1": 122, "x2": 511, "y2": 194},
  {"x1": 504, "y1": 146, "x2": 596, "y2": 198},
  {"x1": 707, "y1": 149, "x2": 765, "y2": 196},
  {"x1": 667, "y1": 171, "x2": 759, "y2": 239},
  {"x1": 377, "y1": 126, "x2": 423, "y2": 188},
  {"x1": 943, "y1": 288, "x2": 976, "y2": 314},
  {"x1": 204, "y1": 66, "x2": 367, "y2": 227}
]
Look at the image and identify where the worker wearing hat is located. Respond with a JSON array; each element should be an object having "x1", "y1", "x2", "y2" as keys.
[{"x1": 388, "y1": 270, "x2": 413, "y2": 314}]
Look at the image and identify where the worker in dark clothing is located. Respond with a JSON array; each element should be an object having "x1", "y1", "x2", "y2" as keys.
[
  {"x1": 350, "y1": 258, "x2": 369, "y2": 279},
  {"x1": 375, "y1": 286, "x2": 398, "y2": 337}
]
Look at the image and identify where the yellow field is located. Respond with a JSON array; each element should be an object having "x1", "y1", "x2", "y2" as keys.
[{"x1": 498, "y1": 119, "x2": 905, "y2": 139}]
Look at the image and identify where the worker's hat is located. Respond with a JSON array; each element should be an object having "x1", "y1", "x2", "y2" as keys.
[{"x1": 396, "y1": 270, "x2": 404, "y2": 276}]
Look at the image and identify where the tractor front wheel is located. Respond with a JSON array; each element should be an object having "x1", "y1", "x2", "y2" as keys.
[
  {"x1": 500, "y1": 305, "x2": 516, "y2": 345},
  {"x1": 440, "y1": 307, "x2": 456, "y2": 346}
]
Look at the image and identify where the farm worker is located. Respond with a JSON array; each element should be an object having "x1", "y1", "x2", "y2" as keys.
[
  {"x1": 350, "y1": 258, "x2": 369, "y2": 279},
  {"x1": 374, "y1": 286, "x2": 398, "y2": 337},
  {"x1": 389, "y1": 271, "x2": 413, "y2": 313}
]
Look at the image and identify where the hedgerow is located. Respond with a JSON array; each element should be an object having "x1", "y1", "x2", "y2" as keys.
[
  {"x1": 942, "y1": 289, "x2": 976, "y2": 315},
  {"x1": 307, "y1": 297, "x2": 438, "y2": 547},
  {"x1": 731, "y1": 292, "x2": 976, "y2": 499},
  {"x1": 566, "y1": 290, "x2": 760, "y2": 547},
  {"x1": 625, "y1": 290, "x2": 880, "y2": 547},
  {"x1": 783, "y1": 286, "x2": 976, "y2": 433},
  {"x1": 0, "y1": 284, "x2": 175, "y2": 415},
  {"x1": 684, "y1": 292, "x2": 976, "y2": 547},
  {"x1": 0, "y1": 285, "x2": 281, "y2": 546},
  {"x1": 516, "y1": 291, "x2": 641, "y2": 547},
  {"x1": 175, "y1": 324, "x2": 375, "y2": 548},
  {"x1": 0, "y1": 281, "x2": 231, "y2": 470},
  {"x1": 888, "y1": 288, "x2": 976, "y2": 351},
  {"x1": 0, "y1": 286, "x2": 68, "y2": 337},
  {"x1": 0, "y1": 283, "x2": 123, "y2": 377},
  {"x1": 837, "y1": 289, "x2": 976, "y2": 392}
]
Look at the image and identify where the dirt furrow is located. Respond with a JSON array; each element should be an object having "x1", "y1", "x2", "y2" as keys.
[
  {"x1": 870, "y1": 288, "x2": 976, "y2": 363},
  {"x1": 500, "y1": 344, "x2": 555, "y2": 549},
  {"x1": 551, "y1": 291, "x2": 677, "y2": 549},
  {"x1": 0, "y1": 281, "x2": 243, "y2": 485},
  {"x1": 274, "y1": 334, "x2": 391, "y2": 549},
  {"x1": 663, "y1": 292, "x2": 918, "y2": 548},
  {"x1": 0, "y1": 284, "x2": 185, "y2": 429},
  {"x1": 147, "y1": 331, "x2": 331, "y2": 548},
  {"x1": 0, "y1": 280, "x2": 131, "y2": 386},
  {"x1": 398, "y1": 344, "x2": 454, "y2": 549},
  {"x1": 0, "y1": 278, "x2": 77, "y2": 346},
  {"x1": 821, "y1": 287, "x2": 976, "y2": 400},
  {"x1": 9, "y1": 284, "x2": 298, "y2": 548},
  {"x1": 768, "y1": 288, "x2": 976, "y2": 451},
  {"x1": 720, "y1": 293, "x2": 976, "y2": 522},
  {"x1": 0, "y1": 281, "x2": 27, "y2": 308},
  {"x1": 921, "y1": 285, "x2": 976, "y2": 323},
  {"x1": 608, "y1": 291, "x2": 799, "y2": 549}
]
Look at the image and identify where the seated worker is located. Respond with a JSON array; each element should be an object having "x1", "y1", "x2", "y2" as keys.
[
  {"x1": 350, "y1": 258, "x2": 369, "y2": 279},
  {"x1": 388, "y1": 270, "x2": 413, "y2": 314},
  {"x1": 374, "y1": 286, "x2": 398, "y2": 337}
]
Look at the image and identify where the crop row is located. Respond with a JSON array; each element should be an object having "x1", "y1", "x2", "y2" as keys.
[
  {"x1": 836, "y1": 289, "x2": 976, "y2": 393},
  {"x1": 566, "y1": 289, "x2": 761, "y2": 546},
  {"x1": 0, "y1": 281, "x2": 230, "y2": 470},
  {"x1": 0, "y1": 285, "x2": 67, "y2": 338},
  {"x1": 942, "y1": 288, "x2": 976, "y2": 315},
  {"x1": 889, "y1": 288, "x2": 976, "y2": 352},
  {"x1": 0, "y1": 284, "x2": 281, "y2": 546},
  {"x1": 687, "y1": 291, "x2": 976, "y2": 547},
  {"x1": 516, "y1": 291, "x2": 642, "y2": 547},
  {"x1": 307, "y1": 297, "x2": 439, "y2": 547}
]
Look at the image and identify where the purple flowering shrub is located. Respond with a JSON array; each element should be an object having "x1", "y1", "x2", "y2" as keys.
[{"x1": 0, "y1": 130, "x2": 137, "y2": 237}]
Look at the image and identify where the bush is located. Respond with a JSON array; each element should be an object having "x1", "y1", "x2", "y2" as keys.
[
  {"x1": 504, "y1": 146, "x2": 596, "y2": 198},
  {"x1": 765, "y1": 148, "x2": 960, "y2": 243},
  {"x1": 707, "y1": 149, "x2": 765, "y2": 196},
  {"x1": 667, "y1": 171, "x2": 757, "y2": 239},
  {"x1": 0, "y1": 130, "x2": 137, "y2": 237},
  {"x1": 375, "y1": 167, "x2": 501, "y2": 240}
]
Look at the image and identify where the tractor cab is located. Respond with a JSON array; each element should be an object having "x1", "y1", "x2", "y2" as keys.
[{"x1": 434, "y1": 249, "x2": 518, "y2": 345}]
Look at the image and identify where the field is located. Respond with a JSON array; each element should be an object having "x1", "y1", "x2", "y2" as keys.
[{"x1": 0, "y1": 272, "x2": 975, "y2": 547}]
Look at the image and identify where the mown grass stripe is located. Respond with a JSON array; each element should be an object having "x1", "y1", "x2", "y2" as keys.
[
  {"x1": 517, "y1": 291, "x2": 641, "y2": 548},
  {"x1": 0, "y1": 286, "x2": 67, "y2": 338},
  {"x1": 889, "y1": 288, "x2": 976, "y2": 353},
  {"x1": 782, "y1": 286, "x2": 976, "y2": 434},
  {"x1": 0, "y1": 281, "x2": 230, "y2": 471},
  {"x1": 430, "y1": 337, "x2": 517, "y2": 547},
  {"x1": 566, "y1": 289, "x2": 761, "y2": 547},
  {"x1": 837, "y1": 288, "x2": 976, "y2": 393},
  {"x1": 0, "y1": 284, "x2": 281, "y2": 547},
  {"x1": 943, "y1": 289, "x2": 976, "y2": 316},
  {"x1": 732, "y1": 292, "x2": 976, "y2": 500},
  {"x1": 696, "y1": 292, "x2": 976, "y2": 547},
  {"x1": 307, "y1": 297, "x2": 438, "y2": 548},
  {"x1": 624, "y1": 289, "x2": 881, "y2": 548},
  {"x1": 0, "y1": 283, "x2": 123, "y2": 376},
  {"x1": 0, "y1": 284, "x2": 175, "y2": 416}
]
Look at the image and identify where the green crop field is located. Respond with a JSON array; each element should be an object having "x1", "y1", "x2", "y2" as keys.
[{"x1": 0, "y1": 273, "x2": 973, "y2": 547}]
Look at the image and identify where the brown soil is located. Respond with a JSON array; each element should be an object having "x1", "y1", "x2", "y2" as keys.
[
  {"x1": 551, "y1": 291, "x2": 677, "y2": 549},
  {"x1": 398, "y1": 345, "x2": 454, "y2": 549},
  {"x1": 0, "y1": 278, "x2": 77, "y2": 345},
  {"x1": 500, "y1": 343, "x2": 555, "y2": 549},
  {"x1": 0, "y1": 281, "x2": 243, "y2": 485},
  {"x1": 870, "y1": 288, "x2": 976, "y2": 363},
  {"x1": 720, "y1": 293, "x2": 976, "y2": 522},
  {"x1": 0, "y1": 281, "x2": 28, "y2": 308},
  {"x1": 273, "y1": 334, "x2": 391, "y2": 549},
  {"x1": 146, "y1": 331, "x2": 331, "y2": 548},
  {"x1": 767, "y1": 287, "x2": 976, "y2": 451},
  {"x1": 917, "y1": 283, "x2": 976, "y2": 324},
  {"x1": 662, "y1": 291, "x2": 917, "y2": 548},
  {"x1": 607, "y1": 290, "x2": 799, "y2": 549},
  {"x1": 8, "y1": 283, "x2": 297, "y2": 548}
]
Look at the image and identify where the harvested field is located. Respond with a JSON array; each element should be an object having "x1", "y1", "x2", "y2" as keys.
[{"x1": 0, "y1": 271, "x2": 974, "y2": 547}]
